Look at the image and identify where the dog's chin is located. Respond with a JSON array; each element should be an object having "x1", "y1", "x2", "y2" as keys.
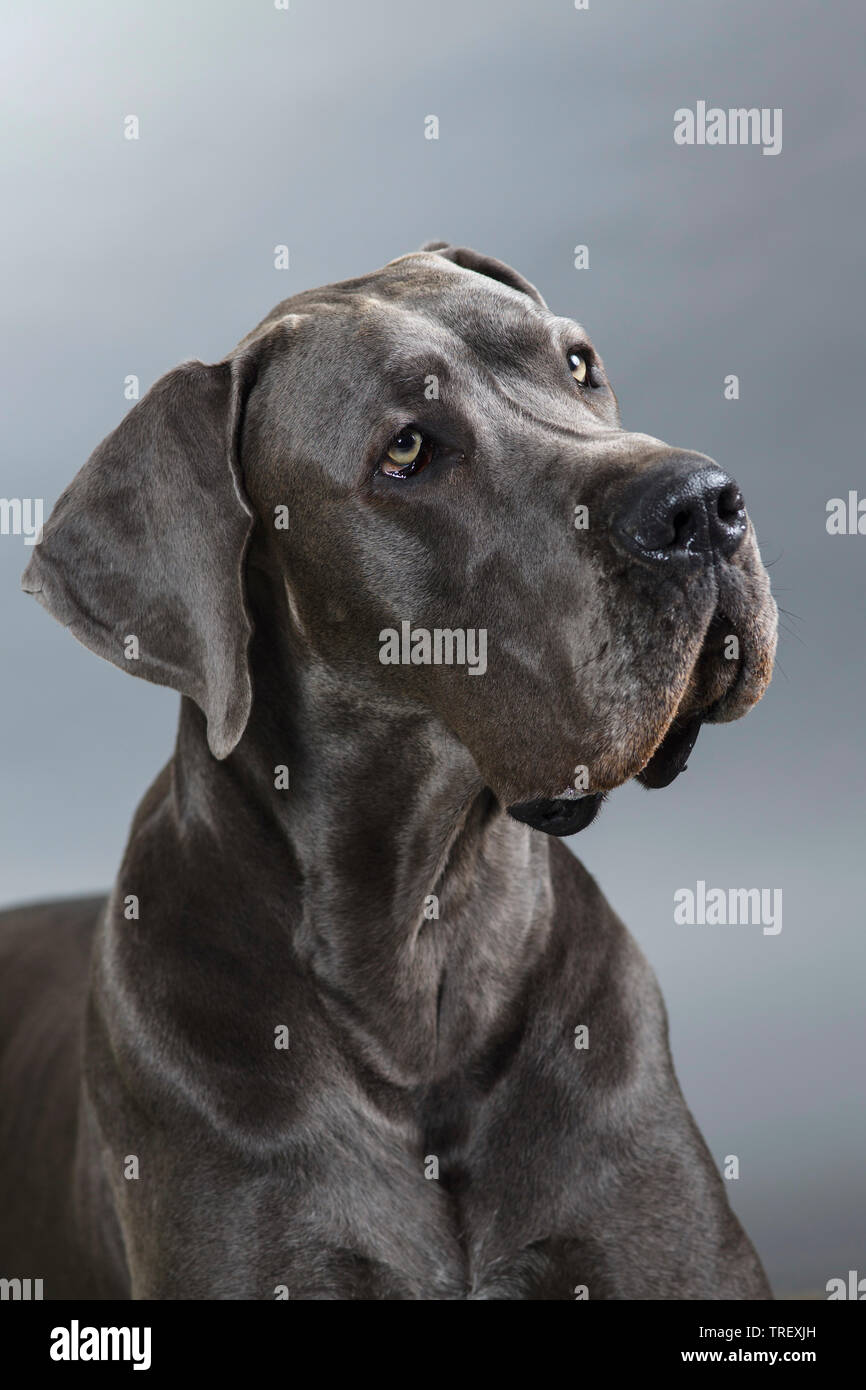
[
  {"x1": 505, "y1": 667, "x2": 714, "y2": 833},
  {"x1": 507, "y1": 791, "x2": 605, "y2": 837},
  {"x1": 506, "y1": 604, "x2": 775, "y2": 831}
]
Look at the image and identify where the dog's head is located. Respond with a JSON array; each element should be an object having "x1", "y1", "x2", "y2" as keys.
[{"x1": 23, "y1": 244, "x2": 777, "y2": 834}]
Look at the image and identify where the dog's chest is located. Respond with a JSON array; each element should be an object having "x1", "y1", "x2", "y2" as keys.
[{"x1": 259, "y1": 1069, "x2": 596, "y2": 1300}]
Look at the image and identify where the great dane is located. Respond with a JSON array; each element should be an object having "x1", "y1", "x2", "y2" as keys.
[{"x1": 0, "y1": 243, "x2": 777, "y2": 1299}]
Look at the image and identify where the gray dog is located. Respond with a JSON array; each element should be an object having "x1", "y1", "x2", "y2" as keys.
[{"x1": 0, "y1": 243, "x2": 777, "y2": 1299}]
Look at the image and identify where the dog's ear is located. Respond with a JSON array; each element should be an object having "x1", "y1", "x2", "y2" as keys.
[
  {"x1": 22, "y1": 355, "x2": 258, "y2": 760},
  {"x1": 420, "y1": 240, "x2": 548, "y2": 309}
]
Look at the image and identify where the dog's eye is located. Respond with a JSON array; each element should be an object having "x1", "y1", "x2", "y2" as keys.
[
  {"x1": 567, "y1": 350, "x2": 588, "y2": 385},
  {"x1": 387, "y1": 428, "x2": 422, "y2": 465},
  {"x1": 381, "y1": 427, "x2": 433, "y2": 478}
]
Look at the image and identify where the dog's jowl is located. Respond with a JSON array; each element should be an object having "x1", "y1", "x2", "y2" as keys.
[{"x1": 0, "y1": 243, "x2": 777, "y2": 1300}]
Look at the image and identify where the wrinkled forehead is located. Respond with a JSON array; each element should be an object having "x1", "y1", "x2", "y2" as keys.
[
  {"x1": 364, "y1": 253, "x2": 564, "y2": 360},
  {"x1": 245, "y1": 254, "x2": 587, "y2": 469},
  {"x1": 267, "y1": 254, "x2": 587, "y2": 374}
]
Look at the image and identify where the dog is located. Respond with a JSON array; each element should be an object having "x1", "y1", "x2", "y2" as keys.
[{"x1": 0, "y1": 242, "x2": 777, "y2": 1299}]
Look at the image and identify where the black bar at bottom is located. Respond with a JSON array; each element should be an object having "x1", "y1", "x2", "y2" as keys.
[{"x1": 0, "y1": 1296, "x2": 858, "y2": 1375}]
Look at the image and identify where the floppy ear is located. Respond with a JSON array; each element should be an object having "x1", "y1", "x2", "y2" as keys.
[
  {"x1": 22, "y1": 356, "x2": 257, "y2": 760},
  {"x1": 420, "y1": 240, "x2": 548, "y2": 309}
]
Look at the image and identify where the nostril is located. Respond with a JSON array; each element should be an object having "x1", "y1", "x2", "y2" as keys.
[
  {"x1": 717, "y1": 483, "x2": 745, "y2": 521},
  {"x1": 671, "y1": 508, "x2": 695, "y2": 546}
]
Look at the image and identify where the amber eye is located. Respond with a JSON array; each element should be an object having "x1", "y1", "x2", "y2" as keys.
[
  {"x1": 381, "y1": 427, "x2": 432, "y2": 477},
  {"x1": 567, "y1": 349, "x2": 588, "y2": 384}
]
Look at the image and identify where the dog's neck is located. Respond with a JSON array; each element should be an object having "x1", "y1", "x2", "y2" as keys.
[{"x1": 169, "y1": 569, "x2": 555, "y2": 1082}]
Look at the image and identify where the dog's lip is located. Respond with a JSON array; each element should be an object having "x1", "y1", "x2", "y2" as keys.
[
  {"x1": 701, "y1": 638, "x2": 749, "y2": 722},
  {"x1": 635, "y1": 714, "x2": 703, "y2": 789},
  {"x1": 507, "y1": 792, "x2": 605, "y2": 837},
  {"x1": 636, "y1": 605, "x2": 750, "y2": 787}
]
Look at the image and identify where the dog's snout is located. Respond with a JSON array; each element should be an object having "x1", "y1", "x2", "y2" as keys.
[{"x1": 613, "y1": 456, "x2": 747, "y2": 565}]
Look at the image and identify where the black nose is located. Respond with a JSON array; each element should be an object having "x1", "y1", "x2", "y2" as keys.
[{"x1": 613, "y1": 456, "x2": 747, "y2": 564}]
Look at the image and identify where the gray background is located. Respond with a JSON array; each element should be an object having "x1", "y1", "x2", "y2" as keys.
[{"x1": 2, "y1": 0, "x2": 863, "y2": 1297}]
